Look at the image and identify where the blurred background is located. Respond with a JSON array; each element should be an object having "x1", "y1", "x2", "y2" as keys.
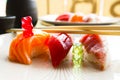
[{"x1": 0, "y1": 0, "x2": 120, "y2": 17}]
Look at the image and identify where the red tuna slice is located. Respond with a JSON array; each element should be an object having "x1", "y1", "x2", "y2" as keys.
[
  {"x1": 48, "y1": 33, "x2": 73, "y2": 67},
  {"x1": 80, "y1": 34, "x2": 103, "y2": 52},
  {"x1": 56, "y1": 14, "x2": 70, "y2": 21},
  {"x1": 80, "y1": 34, "x2": 90, "y2": 44},
  {"x1": 80, "y1": 34, "x2": 106, "y2": 70}
]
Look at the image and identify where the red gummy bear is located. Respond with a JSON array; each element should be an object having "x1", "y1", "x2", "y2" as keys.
[
  {"x1": 22, "y1": 16, "x2": 34, "y2": 38},
  {"x1": 48, "y1": 33, "x2": 73, "y2": 67}
]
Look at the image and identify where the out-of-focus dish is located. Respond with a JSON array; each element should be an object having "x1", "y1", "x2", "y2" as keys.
[
  {"x1": 39, "y1": 14, "x2": 120, "y2": 25},
  {"x1": 0, "y1": 16, "x2": 15, "y2": 34}
]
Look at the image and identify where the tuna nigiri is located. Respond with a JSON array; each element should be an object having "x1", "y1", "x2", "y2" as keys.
[
  {"x1": 48, "y1": 33, "x2": 73, "y2": 67},
  {"x1": 80, "y1": 34, "x2": 106, "y2": 70}
]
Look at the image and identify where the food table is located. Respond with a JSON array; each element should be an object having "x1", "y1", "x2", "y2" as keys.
[{"x1": 1, "y1": 21, "x2": 120, "y2": 80}]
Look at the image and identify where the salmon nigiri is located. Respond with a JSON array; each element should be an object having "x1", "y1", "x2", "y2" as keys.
[
  {"x1": 9, "y1": 16, "x2": 50, "y2": 64},
  {"x1": 70, "y1": 15, "x2": 84, "y2": 22}
]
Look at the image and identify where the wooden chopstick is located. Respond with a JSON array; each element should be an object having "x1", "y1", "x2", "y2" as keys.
[
  {"x1": 7, "y1": 28, "x2": 120, "y2": 35},
  {"x1": 36, "y1": 25, "x2": 120, "y2": 30}
]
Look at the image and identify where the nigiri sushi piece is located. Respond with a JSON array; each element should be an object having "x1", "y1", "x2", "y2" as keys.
[
  {"x1": 56, "y1": 14, "x2": 70, "y2": 21},
  {"x1": 9, "y1": 16, "x2": 50, "y2": 64},
  {"x1": 48, "y1": 33, "x2": 73, "y2": 67},
  {"x1": 70, "y1": 15, "x2": 84, "y2": 22},
  {"x1": 80, "y1": 34, "x2": 106, "y2": 70},
  {"x1": 83, "y1": 14, "x2": 101, "y2": 23}
]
